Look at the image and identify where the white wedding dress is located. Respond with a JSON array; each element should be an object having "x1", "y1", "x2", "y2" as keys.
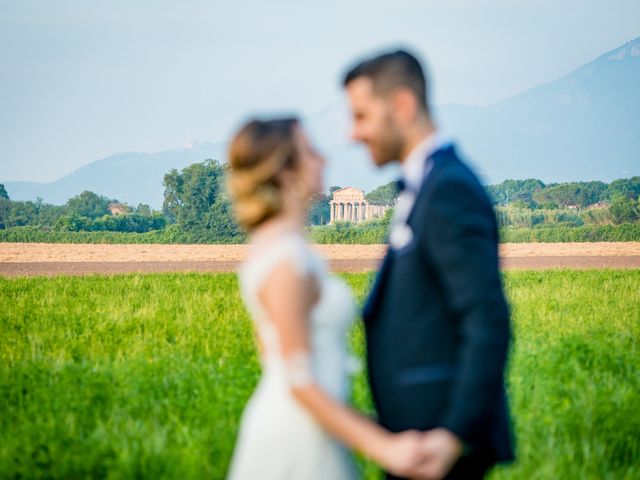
[{"x1": 226, "y1": 231, "x2": 360, "y2": 479}]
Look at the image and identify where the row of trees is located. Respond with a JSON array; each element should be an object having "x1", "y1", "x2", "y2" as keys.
[
  {"x1": 495, "y1": 199, "x2": 640, "y2": 228},
  {"x1": 0, "y1": 189, "x2": 162, "y2": 232},
  {"x1": 160, "y1": 161, "x2": 348, "y2": 238},
  {"x1": 2, "y1": 165, "x2": 639, "y2": 241},
  {"x1": 486, "y1": 177, "x2": 640, "y2": 209},
  {"x1": 487, "y1": 178, "x2": 640, "y2": 225},
  {"x1": 0, "y1": 160, "x2": 343, "y2": 242}
]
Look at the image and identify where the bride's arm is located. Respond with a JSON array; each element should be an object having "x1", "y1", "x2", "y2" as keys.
[{"x1": 258, "y1": 260, "x2": 423, "y2": 477}]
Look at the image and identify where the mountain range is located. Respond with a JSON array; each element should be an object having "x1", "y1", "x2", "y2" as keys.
[{"x1": 4, "y1": 37, "x2": 639, "y2": 209}]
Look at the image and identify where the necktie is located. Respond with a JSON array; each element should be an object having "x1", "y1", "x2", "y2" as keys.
[{"x1": 395, "y1": 177, "x2": 408, "y2": 193}]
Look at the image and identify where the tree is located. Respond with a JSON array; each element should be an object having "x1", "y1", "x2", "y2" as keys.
[
  {"x1": 610, "y1": 195, "x2": 640, "y2": 224},
  {"x1": 0, "y1": 185, "x2": 9, "y2": 228},
  {"x1": 162, "y1": 168, "x2": 184, "y2": 224},
  {"x1": 486, "y1": 179, "x2": 545, "y2": 207},
  {"x1": 4, "y1": 201, "x2": 40, "y2": 227},
  {"x1": 533, "y1": 182, "x2": 607, "y2": 209},
  {"x1": 65, "y1": 191, "x2": 111, "y2": 219},
  {"x1": 365, "y1": 181, "x2": 399, "y2": 205},
  {"x1": 0, "y1": 199, "x2": 9, "y2": 229},
  {"x1": 53, "y1": 214, "x2": 95, "y2": 232},
  {"x1": 162, "y1": 159, "x2": 242, "y2": 240},
  {"x1": 308, "y1": 193, "x2": 331, "y2": 225},
  {"x1": 607, "y1": 177, "x2": 640, "y2": 200},
  {"x1": 135, "y1": 203, "x2": 153, "y2": 216}
]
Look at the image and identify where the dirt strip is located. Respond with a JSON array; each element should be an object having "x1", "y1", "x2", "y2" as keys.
[
  {"x1": 2, "y1": 242, "x2": 639, "y2": 263},
  {"x1": 1, "y1": 242, "x2": 640, "y2": 277},
  {"x1": 0, "y1": 243, "x2": 386, "y2": 262},
  {"x1": 1, "y1": 256, "x2": 640, "y2": 277}
]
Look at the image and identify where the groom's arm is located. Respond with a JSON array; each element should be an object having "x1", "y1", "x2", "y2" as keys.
[{"x1": 420, "y1": 174, "x2": 511, "y2": 446}]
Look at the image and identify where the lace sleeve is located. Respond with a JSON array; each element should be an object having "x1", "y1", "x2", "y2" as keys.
[{"x1": 242, "y1": 233, "x2": 316, "y2": 294}]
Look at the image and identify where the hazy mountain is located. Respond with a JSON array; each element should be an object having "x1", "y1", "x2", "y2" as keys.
[
  {"x1": 4, "y1": 37, "x2": 639, "y2": 207},
  {"x1": 4, "y1": 142, "x2": 227, "y2": 208},
  {"x1": 436, "y1": 36, "x2": 640, "y2": 183}
]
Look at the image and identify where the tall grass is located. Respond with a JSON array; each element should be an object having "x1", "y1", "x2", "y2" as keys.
[
  {"x1": 494, "y1": 205, "x2": 619, "y2": 228},
  {"x1": 500, "y1": 224, "x2": 640, "y2": 242},
  {"x1": 1, "y1": 271, "x2": 638, "y2": 479},
  {"x1": 492, "y1": 270, "x2": 639, "y2": 480}
]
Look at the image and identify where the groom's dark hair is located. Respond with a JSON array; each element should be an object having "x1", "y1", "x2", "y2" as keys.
[{"x1": 343, "y1": 49, "x2": 429, "y2": 114}]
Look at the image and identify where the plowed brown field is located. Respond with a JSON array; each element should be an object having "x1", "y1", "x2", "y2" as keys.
[{"x1": 1, "y1": 242, "x2": 639, "y2": 277}]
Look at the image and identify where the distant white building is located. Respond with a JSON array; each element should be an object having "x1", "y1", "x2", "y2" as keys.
[{"x1": 329, "y1": 186, "x2": 391, "y2": 224}]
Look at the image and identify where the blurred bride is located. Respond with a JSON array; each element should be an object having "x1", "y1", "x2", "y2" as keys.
[{"x1": 224, "y1": 117, "x2": 425, "y2": 479}]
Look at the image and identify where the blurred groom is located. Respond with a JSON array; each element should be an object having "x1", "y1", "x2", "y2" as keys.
[{"x1": 342, "y1": 50, "x2": 515, "y2": 479}]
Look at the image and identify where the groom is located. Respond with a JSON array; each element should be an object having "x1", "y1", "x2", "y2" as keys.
[{"x1": 343, "y1": 50, "x2": 515, "y2": 479}]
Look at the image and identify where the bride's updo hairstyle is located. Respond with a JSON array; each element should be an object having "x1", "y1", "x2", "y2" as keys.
[{"x1": 227, "y1": 117, "x2": 299, "y2": 231}]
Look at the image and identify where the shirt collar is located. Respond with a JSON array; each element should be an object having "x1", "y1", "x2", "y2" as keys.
[{"x1": 400, "y1": 130, "x2": 446, "y2": 192}]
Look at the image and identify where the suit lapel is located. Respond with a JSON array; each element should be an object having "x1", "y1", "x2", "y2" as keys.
[
  {"x1": 405, "y1": 145, "x2": 454, "y2": 227},
  {"x1": 362, "y1": 144, "x2": 455, "y2": 324}
]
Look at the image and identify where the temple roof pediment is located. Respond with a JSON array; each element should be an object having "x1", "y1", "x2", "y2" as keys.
[{"x1": 331, "y1": 186, "x2": 365, "y2": 201}]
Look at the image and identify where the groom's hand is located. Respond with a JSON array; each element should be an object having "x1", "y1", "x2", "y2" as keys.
[{"x1": 410, "y1": 428, "x2": 462, "y2": 480}]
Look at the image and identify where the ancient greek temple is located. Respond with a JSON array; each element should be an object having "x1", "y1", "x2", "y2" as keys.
[{"x1": 329, "y1": 186, "x2": 391, "y2": 224}]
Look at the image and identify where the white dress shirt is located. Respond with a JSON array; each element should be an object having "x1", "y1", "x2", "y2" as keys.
[{"x1": 389, "y1": 131, "x2": 451, "y2": 250}]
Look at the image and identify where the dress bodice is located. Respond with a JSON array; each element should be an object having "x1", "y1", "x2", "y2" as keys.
[{"x1": 239, "y1": 232, "x2": 358, "y2": 400}]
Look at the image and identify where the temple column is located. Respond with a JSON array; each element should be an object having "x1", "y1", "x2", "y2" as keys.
[{"x1": 329, "y1": 201, "x2": 334, "y2": 223}]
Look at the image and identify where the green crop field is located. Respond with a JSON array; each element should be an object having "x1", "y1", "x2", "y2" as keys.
[{"x1": 1, "y1": 271, "x2": 638, "y2": 479}]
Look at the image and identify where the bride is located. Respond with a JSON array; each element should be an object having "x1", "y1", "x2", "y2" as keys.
[{"x1": 225, "y1": 117, "x2": 424, "y2": 479}]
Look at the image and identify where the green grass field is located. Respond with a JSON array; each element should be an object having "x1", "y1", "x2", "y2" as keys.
[{"x1": 1, "y1": 271, "x2": 638, "y2": 479}]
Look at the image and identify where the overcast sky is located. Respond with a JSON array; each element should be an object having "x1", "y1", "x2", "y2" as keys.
[{"x1": 1, "y1": 0, "x2": 639, "y2": 182}]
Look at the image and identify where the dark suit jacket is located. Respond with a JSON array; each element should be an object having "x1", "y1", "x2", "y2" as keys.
[{"x1": 363, "y1": 145, "x2": 515, "y2": 465}]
